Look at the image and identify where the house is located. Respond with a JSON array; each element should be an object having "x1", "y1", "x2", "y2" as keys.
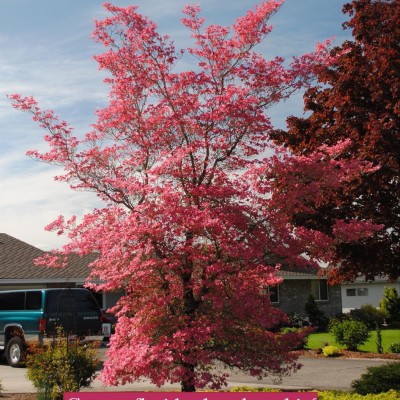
[
  {"x1": 0, "y1": 233, "x2": 122, "y2": 311},
  {"x1": 1, "y1": 233, "x2": 342, "y2": 318},
  {"x1": 341, "y1": 277, "x2": 400, "y2": 313},
  {"x1": 273, "y1": 269, "x2": 342, "y2": 318}
]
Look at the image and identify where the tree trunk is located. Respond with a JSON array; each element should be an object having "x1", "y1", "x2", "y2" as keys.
[
  {"x1": 181, "y1": 234, "x2": 197, "y2": 392},
  {"x1": 181, "y1": 363, "x2": 196, "y2": 392},
  {"x1": 181, "y1": 381, "x2": 196, "y2": 392}
]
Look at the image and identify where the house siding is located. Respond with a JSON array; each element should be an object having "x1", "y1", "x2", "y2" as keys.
[
  {"x1": 275, "y1": 279, "x2": 342, "y2": 318},
  {"x1": 341, "y1": 281, "x2": 400, "y2": 312}
]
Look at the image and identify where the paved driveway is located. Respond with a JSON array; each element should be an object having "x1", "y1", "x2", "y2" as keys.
[{"x1": 0, "y1": 349, "x2": 393, "y2": 394}]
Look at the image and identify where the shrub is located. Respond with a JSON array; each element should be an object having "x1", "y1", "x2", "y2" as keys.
[
  {"x1": 388, "y1": 342, "x2": 400, "y2": 353},
  {"x1": 229, "y1": 386, "x2": 281, "y2": 392},
  {"x1": 229, "y1": 388, "x2": 400, "y2": 399},
  {"x1": 349, "y1": 304, "x2": 387, "y2": 329},
  {"x1": 351, "y1": 362, "x2": 400, "y2": 395},
  {"x1": 305, "y1": 294, "x2": 329, "y2": 331},
  {"x1": 319, "y1": 389, "x2": 400, "y2": 399},
  {"x1": 329, "y1": 319, "x2": 370, "y2": 351},
  {"x1": 389, "y1": 320, "x2": 400, "y2": 329},
  {"x1": 288, "y1": 312, "x2": 311, "y2": 328},
  {"x1": 280, "y1": 326, "x2": 311, "y2": 350},
  {"x1": 379, "y1": 287, "x2": 400, "y2": 323},
  {"x1": 26, "y1": 329, "x2": 99, "y2": 400},
  {"x1": 322, "y1": 345, "x2": 341, "y2": 357}
]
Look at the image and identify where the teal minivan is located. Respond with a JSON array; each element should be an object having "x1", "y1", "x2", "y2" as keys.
[{"x1": 0, "y1": 288, "x2": 104, "y2": 367}]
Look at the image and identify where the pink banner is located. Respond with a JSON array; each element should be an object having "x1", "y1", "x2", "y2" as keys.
[{"x1": 64, "y1": 392, "x2": 318, "y2": 400}]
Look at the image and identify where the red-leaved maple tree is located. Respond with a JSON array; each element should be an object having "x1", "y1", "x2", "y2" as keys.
[
  {"x1": 271, "y1": 0, "x2": 399, "y2": 283},
  {"x1": 10, "y1": 1, "x2": 382, "y2": 392}
]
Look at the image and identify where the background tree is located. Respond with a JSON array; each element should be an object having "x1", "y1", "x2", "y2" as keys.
[
  {"x1": 10, "y1": 1, "x2": 381, "y2": 392},
  {"x1": 271, "y1": 0, "x2": 400, "y2": 282},
  {"x1": 380, "y1": 287, "x2": 400, "y2": 323}
]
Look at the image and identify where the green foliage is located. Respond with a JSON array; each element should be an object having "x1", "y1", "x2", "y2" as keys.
[
  {"x1": 380, "y1": 288, "x2": 400, "y2": 323},
  {"x1": 229, "y1": 387, "x2": 400, "y2": 399},
  {"x1": 288, "y1": 312, "x2": 311, "y2": 328},
  {"x1": 280, "y1": 326, "x2": 310, "y2": 350},
  {"x1": 388, "y1": 342, "x2": 400, "y2": 354},
  {"x1": 389, "y1": 321, "x2": 400, "y2": 329},
  {"x1": 322, "y1": 345, "x2": 341, "y2": 357},
  {"x1": 26, "y1": 329, "x2": 99, "y2": 400},
  {"x1": 351, "y1": 362, "x2": 400, "y2": 395},
  {"x1": 305, "y1": 294, "x2": 329, "y2": 330},
  {"x1": 349, "y1": 305, "x2": 387, "y2": 329},
  {"x1": 229, "y1": 386, "x2": 281, "y2": 392},
  {"x1": 318, "y1": 390, "x2": 400, "y2": 400},
  {"x1": 329, "y1": 319, "x2": 370, "y2": 351}
]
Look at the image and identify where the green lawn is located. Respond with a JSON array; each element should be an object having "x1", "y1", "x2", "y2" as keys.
[{"x1": 306, "y1": 329, "x2": 400, "y2": 353}]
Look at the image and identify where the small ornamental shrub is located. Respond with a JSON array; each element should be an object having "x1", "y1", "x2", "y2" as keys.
[
  {"x1": 26, "y1": 328, "x2": 99, "y2": 400},
  {"x1": 288, "y1": 312, "x2": 311, "y2": 328},
  {"x1": 280, "y1": 326, "x2": 311, "y2": 350},
  {"x1": 229, "y1": 386, "x2": 281, "y2": 392},
  {"x1": 318, "y1": 389, "x2": 400, "y2": 400},
  {"x1": 329, "y1": 319, "x2": 370, "y2": 351},
  {"x1": 229, "y1": 388, "x2": 400, "y2": 399},
  {"x1": 349, "y1": 305, "x2": 387, "y2": 329},
  {"x1": 388, "y1": 342, "x2": 400, "y2": 353},
  {"x1": 305, "y1": 294, "x2": 329, "y2": 331},
  {"x1": 322, "y1": 345, "x2": 341, "y2": 357},
  {"x1": 351, "y1": 362, "x2": 400, "y2": 395}
]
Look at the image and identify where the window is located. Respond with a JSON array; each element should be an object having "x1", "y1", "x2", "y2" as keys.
[
  {"x1": 311, "y1": 280, "x2": 328, "y2": 301},
  {"x1": 74, "y1": 290, "x2": 100, "y2": 311},
  {"x1": 0, "y1": 292, "x2": 25, "y2": 310},
  {"x1": 26, "y1": 291, "x2": 42, "y2": 310},
  {"x1": 357, "y1": 288, "x2": 368, "y2": 296},
  {"x1": 46, "y1": 289, "x2": 99, "y2": 313},
  {"x1": 266, "y1": 285, "x2": 280, "y2": 303},
  {"x1": 345, "y1": 287, "x2": 369, "y2": 297}
]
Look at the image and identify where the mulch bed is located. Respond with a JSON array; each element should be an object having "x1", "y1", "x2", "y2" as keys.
[{"x1": 298, "y1": 348, "x2": 400, "y2": 360}]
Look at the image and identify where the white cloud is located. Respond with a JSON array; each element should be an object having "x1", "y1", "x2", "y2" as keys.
[{"x1": 0, "y1": 162, "x2": 100, "y2": 250}]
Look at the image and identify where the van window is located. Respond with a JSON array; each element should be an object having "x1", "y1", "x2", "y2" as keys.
[
  {"x1": 0, "y1": 292, "x2": 25, "y2": 310},
  {"x1": 75, "y1": 290, "x2": 100, "y2": 311},
  {"x1": 46, "y1": 290, "x2": 74, "y2": 313},
  {"x1": 26, "y1": 291, "x2": 42, "y2": 310},
  {"x1": 46, "y1": 290, "x2": 99, "y2": 313}
]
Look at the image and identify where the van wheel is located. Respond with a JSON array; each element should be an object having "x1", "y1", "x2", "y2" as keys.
[{"x1": 6, "y1": 337, "x2": 25, "y2": 367}]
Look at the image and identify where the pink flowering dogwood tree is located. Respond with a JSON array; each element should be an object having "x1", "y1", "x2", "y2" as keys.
[{"x1": 10, "y1": 1, "x2": 382, "y2": 392}]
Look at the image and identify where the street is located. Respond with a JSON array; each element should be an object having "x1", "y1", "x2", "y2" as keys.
[{"x1": 0, "y1": 347, "x2": 392, "y2": 394}]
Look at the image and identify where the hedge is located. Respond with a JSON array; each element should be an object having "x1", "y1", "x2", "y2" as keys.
[{"x1": 229, "y1": 387, "x2": 400, "y2": 399}]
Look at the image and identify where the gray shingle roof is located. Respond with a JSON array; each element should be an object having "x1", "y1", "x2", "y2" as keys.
[
  {"x1": 0, "y1": 233, "x2": 94, "y2": 280},
  {"x1": 0, "y1": 233, "x2": 321, "y2": 282}
]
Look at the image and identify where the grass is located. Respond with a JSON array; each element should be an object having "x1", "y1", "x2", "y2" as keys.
[{"x1": 307, "y1": 329, "x2": 400, "y2": 353}]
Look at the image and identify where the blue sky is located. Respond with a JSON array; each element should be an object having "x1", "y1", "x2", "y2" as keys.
[{"x1": 0, "y1": 0, "x2": 349, "y2": 250}]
